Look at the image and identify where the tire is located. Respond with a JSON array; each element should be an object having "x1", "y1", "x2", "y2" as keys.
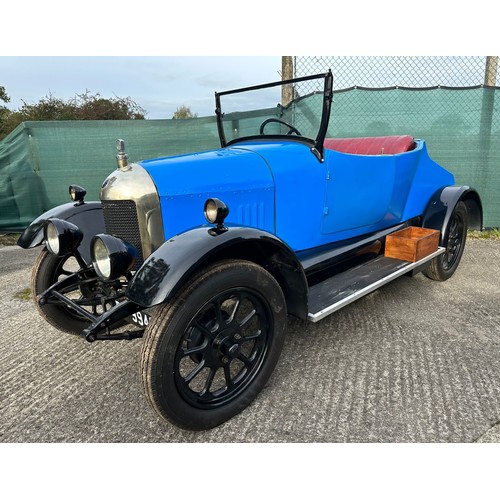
[
  {"x1": 140, "y1": 259, "x2": 287, "y2": 430},
  {"x1": 31, "y1": 248, "x2": 92, "y2": 335},
  {"x1": 425, "y1": 201, "x2": 468, "y2": 281}
]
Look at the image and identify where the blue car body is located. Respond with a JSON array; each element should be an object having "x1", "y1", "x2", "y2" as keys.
[{"x1": 140, "y1": 139, "x2": 454, "y2": 252}]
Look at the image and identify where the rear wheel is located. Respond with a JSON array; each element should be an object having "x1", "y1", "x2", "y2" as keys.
[
  {"x1": 140, "y1": 260, "x2": 287, "y2": 430},
  {"x1": 425, "y1": 201, "x2": 468, "y2": 281}
]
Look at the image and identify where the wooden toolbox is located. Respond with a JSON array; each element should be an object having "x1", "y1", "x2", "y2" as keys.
[{"x1": 385, "y1": 227, "x2": 440, "y2": 262}]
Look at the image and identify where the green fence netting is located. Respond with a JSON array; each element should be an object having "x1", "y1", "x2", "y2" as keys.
[
  {"x1": 0, "y1": 86, "x2": 498, "y2": 232},
  {"x1": 0, "y1": 117, "x2": 220, "y2": 231}
]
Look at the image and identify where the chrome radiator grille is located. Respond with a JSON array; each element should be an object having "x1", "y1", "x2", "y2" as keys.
[{"x1": 101, "y1": 200, "x2": 144, "y2": 268}]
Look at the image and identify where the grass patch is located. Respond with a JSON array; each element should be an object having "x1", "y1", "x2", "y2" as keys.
[
  {"x1": 468, "y1": 229, "x2": 500, "y2": 241},
  {"x1": 0, "y1": 233, "x2": 21, "y2": 246},
  {"x1": 15, "y1": 288, "x2": 32, "y2": 301}
]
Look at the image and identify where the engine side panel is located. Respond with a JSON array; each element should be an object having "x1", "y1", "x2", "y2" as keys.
[{"x1": 140, "y1": 148, "x2": 275, "y2": 239}]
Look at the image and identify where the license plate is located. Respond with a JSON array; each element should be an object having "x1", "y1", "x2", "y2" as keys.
[{"x1": 129, "y1": 310, "x2": 151, "y2": 328}]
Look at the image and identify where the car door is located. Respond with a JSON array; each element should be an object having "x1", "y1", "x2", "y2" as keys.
[{"x1": 322, "y1": 149, "x2": 415, "y2": 236}]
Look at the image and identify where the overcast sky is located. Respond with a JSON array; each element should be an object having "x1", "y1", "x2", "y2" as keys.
[{"x1": 0, "y1": 56, "x2": 283, "y2": 119}]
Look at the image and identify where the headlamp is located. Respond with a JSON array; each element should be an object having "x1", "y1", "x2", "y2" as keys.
[
  {"x1": 69, "y1": 185, "x2": 87, "y2": 205},
  {"x1": 90, "y1": 234, "x2": 137, "y2": 281},
  {"x1": 44, "y1": 219, "x2": 83, "y2": 256},
  {"x1": 204, "y1": 198, "x2": 229, "y2": 227}
]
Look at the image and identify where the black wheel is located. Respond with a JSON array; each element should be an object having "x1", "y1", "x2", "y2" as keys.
[
  {"x1": 140, "y1": 260, "x2": 287, "y2": 430},
  {"x1": 425, "y1": 201, "x2": 468, "y2": 281},
  {"x1": 32, "y1": 248, "x2": 91, "y2": 334},
  {"x1": 259, "y1": 118, "x2": 302, "y2": 136},
  {"x1": 32, "y1": 248, "x2": 122, "y2": 335}
]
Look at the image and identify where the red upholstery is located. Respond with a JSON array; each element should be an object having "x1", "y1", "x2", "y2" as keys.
[{"x1": 324, "y1": 135, "x2": 415, "y2": 155}]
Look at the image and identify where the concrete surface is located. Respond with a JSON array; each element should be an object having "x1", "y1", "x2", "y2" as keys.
[{"x1": 1, "y1": 239, "x2": 499, "y2": 443}]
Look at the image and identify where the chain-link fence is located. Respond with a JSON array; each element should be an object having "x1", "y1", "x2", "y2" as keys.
[
  {"x1": 282, "y1": 57, "x2": 499, "y2": 139},
  {"x1": 291, "y1": 56, "x2": 498, "y2": 92}
]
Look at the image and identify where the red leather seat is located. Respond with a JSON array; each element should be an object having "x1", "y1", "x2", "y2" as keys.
[{"x1": 324, "y1": 135, "x2": 415, "y2": 155}]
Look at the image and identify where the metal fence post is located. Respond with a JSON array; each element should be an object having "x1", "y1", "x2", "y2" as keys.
[
  {"x1": 484, "y1": 56, "x2": 498, "y2": 86},
  {"x1": 479, "y1": 56, "x2": 498, "y2": 174},
  {"x1": 281, "y1": 56, "x2": 294, "y2": 107},
  {"x1": 477, "y1": 57, "x2": 498, "y2": 211}
]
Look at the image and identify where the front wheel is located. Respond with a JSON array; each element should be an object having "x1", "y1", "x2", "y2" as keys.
[
  {"x1": 31, "y1": 248, "x2": 91, "y2": 334},
  {"x1": 425, "y1": 201, "x2": 468, "y2": 281},
  {"x1": 140, "y1": 260, "x2": 287, "y2": 430},
  {"x1": 32, "y1": 247, "x2": 126, "y2": 335}
]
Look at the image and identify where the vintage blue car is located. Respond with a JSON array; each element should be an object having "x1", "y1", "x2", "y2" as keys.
[{"x1": 18, "y1": 72, "x2": 483, "y2": 430}]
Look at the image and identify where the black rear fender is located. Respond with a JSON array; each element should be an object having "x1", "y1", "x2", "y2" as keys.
[
  {"x1": 17, "y1": 201, "x2": 105, "y2": 263},
  {"x1": 126, "y1": 226, "x2": 309, "y2": 320},
  {"x1": 422, "y1": 186, "x2": 483, "y2": 244}
]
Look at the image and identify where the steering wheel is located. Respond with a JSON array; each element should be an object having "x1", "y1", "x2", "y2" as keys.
[{"x1": 259, "y1": 118, "x2": 302, "y2": 136}]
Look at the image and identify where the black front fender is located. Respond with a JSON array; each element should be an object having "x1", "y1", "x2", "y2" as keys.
[
  {"x1": 127, "y1": 226, "x2": 309, "y2": 320},
  {"x1": 17, "y1": 201, "x2": 105, "y2": 263}
]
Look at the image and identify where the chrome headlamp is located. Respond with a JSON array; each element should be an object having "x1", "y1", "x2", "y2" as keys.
[
  {"x1": 204, "y1": 198, "x2": 229, "y2": 225},
  {"x1": 90, "y1": 234, "x2": 137, "y2": 281},
  {"x1": 69, "y1": 185, "x2": 86, "y2": 205},
  {"x1": 44, "y1": 219, "x2": 83, "y2": 256}
]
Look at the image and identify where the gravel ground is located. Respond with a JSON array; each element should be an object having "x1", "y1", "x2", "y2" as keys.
[{"x1": 1, "y1": 239, "x2": 499, "y2": 443}]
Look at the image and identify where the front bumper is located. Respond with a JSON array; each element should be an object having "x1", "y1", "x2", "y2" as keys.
[{"x1": 82, "y1": 300, "x2": 146, "y2": 342}]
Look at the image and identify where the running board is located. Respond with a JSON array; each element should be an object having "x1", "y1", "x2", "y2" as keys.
[{"x1": 307, "y1": 247, "x2": 445, "y2": 322}]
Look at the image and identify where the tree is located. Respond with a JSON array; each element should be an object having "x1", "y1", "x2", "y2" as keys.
[
  {"x1": 70, "y1": 90, "x2": 146, "y2": 120},
  {"x1": 0, "y1": 85, "x2": 10, "y2": 137},
  {"x1": 0, "y1": 85, "x2": 9, "y2": 104},
  {"x1": 0, "y1": 90, "x2": 146, "y2": 141},
  {"x1": 172, "y1": 105, "x2": 198, "y2": 119}
]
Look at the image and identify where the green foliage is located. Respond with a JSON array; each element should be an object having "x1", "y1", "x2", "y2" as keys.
[
  {"x1": 468, "y1": 229, "x2": 500, "y2": 240},
  {"x1": 0, "y1": 85, "x2": 9, "y2": 104},
  {"x1": 172, "y1": 105, "x2": 198, "y2": 119},
  {"x1": 69, "y1": 91, "x2": 147, "y2": 120},
  {"x1": 0, "y1": 85, "x2": 10, "y2": 137},
  {"x1": 0, "y1": 90, "x2": 146, "y2": 140},
  {"x1": 14, "y1": 288, "x2": 32, "y2": 301},
  {"x1": 0, "y1": 233, "x2": 20, "y2": 245}
]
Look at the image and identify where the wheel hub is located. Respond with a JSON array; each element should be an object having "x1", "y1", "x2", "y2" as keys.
[
  {"x1": 226, "y1": 343, "x2": 240, "y2": 358},
  {"x1": 212, "y1": 329, "x2": 242, "y2": 362}
]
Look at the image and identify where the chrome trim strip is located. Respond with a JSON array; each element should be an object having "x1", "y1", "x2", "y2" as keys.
[{"x1": 307, "y1": 247, "x2": 446, "y2": 323}]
